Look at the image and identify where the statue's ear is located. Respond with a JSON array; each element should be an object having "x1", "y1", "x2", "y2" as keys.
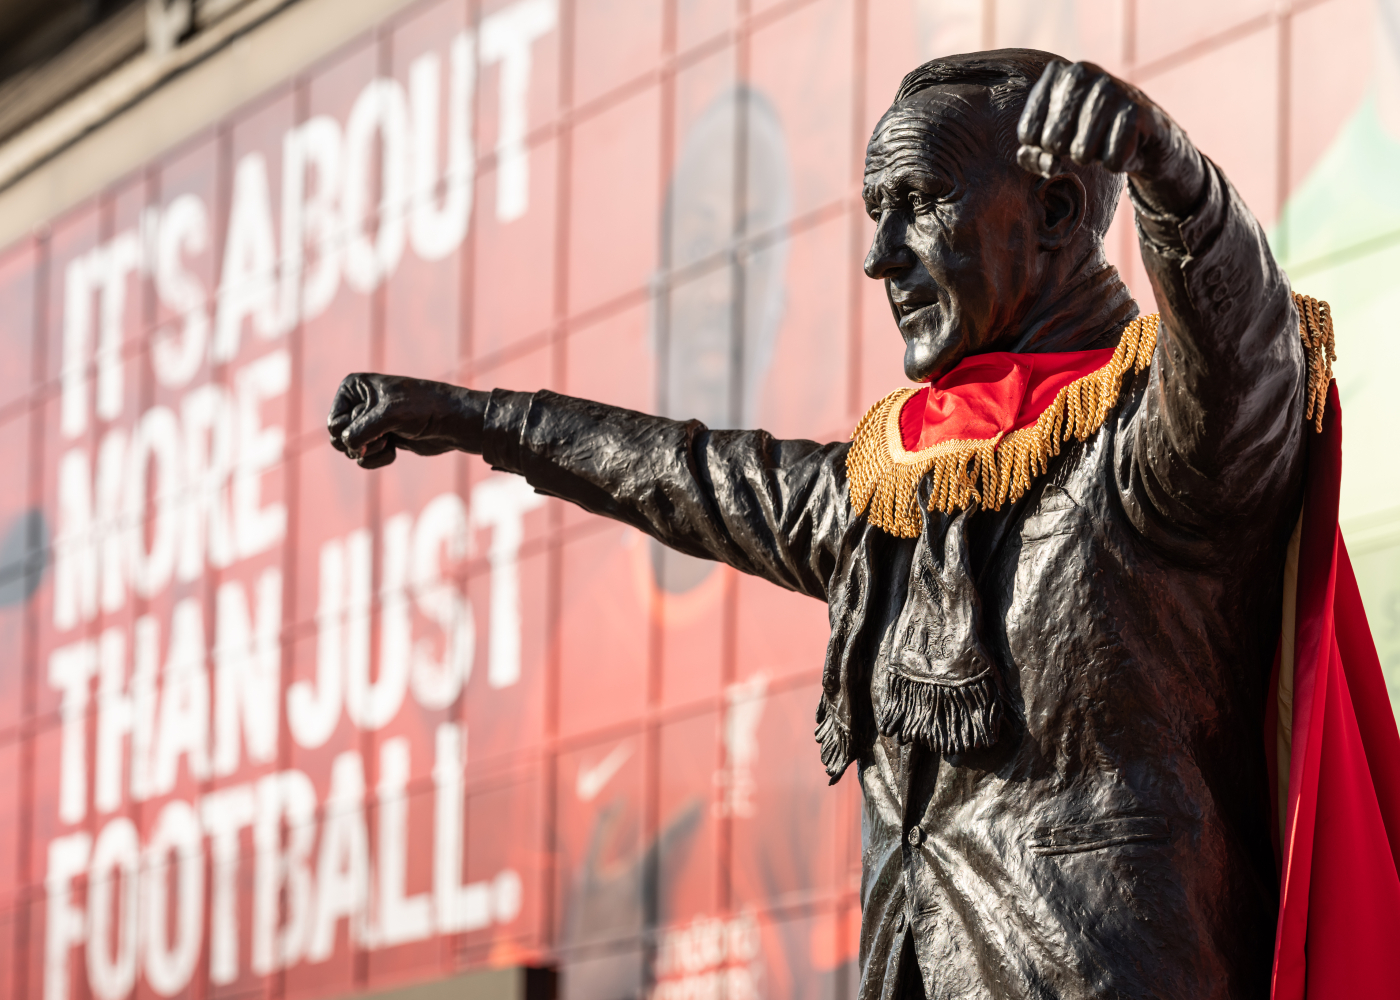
[{"x1": 1033, "y1": 172, "x2": 1086, "y2": 250}]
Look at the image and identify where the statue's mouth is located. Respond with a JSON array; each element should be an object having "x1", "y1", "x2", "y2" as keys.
[
  {"x1": 889, "y1": 286, "x2": 939, "y2": 319},
  {"x1": 896, "y1": 300, "x2": 939, "y2": 327}
]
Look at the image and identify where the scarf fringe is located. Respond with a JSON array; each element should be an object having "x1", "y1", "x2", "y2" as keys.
[
  {"x1": 848, "y1": 316, "x2": 1157, "y2": 536},
  {"x1": 1295, "y1": 292, "x2": 1335, "y2": 434},
  {"x1": 815, "y1": 694, "x2": 853, "y2": 782},
  {"x1": 875, "y1": 668, "x2": 1004, "y2": 755},
  {"x1": 848, "y1": 296, "x2": 1335, "y2": 539}
]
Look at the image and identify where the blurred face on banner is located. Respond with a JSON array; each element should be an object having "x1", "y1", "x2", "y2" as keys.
[{"x1": 651, "y1": 88, "x2": 790, "y2": 595}]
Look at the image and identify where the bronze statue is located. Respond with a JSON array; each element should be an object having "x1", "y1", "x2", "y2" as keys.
[{"x1": 329, "y1": 51, "x2": 1304, "y2": 999}]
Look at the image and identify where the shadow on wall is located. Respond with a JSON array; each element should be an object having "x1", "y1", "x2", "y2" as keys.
[{"x1": 0, "y1": 507, "x2": 47, "y2": 606}]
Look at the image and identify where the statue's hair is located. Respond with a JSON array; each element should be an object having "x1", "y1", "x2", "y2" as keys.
[{"x1": 888, "y1": 49, "x2": 1123, "y2": 241}]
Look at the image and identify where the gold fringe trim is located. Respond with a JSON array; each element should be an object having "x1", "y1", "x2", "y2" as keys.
[
  {"x1": 849, "y1": 296, "x2": 1338, "y2": 538},
  {"x1": 847, "y1": 316, "x2": 1158, "y2": 537},
  {"x1": 1295, "y1": 292, "x2": 1334, "y2": 434}
]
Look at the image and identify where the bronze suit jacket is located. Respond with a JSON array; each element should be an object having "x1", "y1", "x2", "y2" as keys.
[{"x1": 478, "y1": 161, "x2": 1305, "y2": 1000}]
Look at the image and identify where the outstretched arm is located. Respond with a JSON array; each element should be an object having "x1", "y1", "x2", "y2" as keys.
[
  {"x1": 1017, "y1": 61, "x2": 1305, "y2": 541},
  {"x1": 327, "y1": 376, "x2": 849, "y2": 600}
]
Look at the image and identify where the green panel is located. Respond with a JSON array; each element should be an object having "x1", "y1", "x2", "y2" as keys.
[
  {"x1": 1346, "y1": 533, "x2": 1400, "y2": 717},
  {"x1": 1272, "y1": 94, "x2": 1400, "y2": 724}
]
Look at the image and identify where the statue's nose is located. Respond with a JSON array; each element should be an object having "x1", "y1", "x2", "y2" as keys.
[{"x1": 864, "y1": 212, "x2": 915, "y2": 280}]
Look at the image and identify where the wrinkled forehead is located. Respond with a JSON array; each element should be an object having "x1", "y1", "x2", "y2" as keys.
[{"x1": 864, "y1": 84, "x2": 1002, "y2": 179}]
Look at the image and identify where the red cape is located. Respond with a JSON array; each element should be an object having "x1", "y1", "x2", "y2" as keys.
[{"x1": 1266, "y1": 383, "x2": 1400, "y2": 998}]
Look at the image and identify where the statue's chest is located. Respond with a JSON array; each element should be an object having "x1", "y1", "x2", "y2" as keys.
[{"x1": 868, "y1": 437, "x2": 1123, "y2": 714}]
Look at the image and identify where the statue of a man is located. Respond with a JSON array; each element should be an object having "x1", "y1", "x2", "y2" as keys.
[{"x1": 329, "y1": 51, "x2": 1304, "y2": 999}]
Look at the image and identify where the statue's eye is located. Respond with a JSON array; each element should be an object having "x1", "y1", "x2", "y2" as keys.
[{"x1": 908, "y1": 191, "x2": 935, "y2": 214}]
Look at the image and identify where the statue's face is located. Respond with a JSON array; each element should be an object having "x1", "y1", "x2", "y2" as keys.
[{"x1": 863, "y1": 86, "x2": 1039, "y2": 382}]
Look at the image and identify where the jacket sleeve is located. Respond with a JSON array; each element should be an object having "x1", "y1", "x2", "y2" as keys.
[
  {"x1": 1121, "y1": 157, "x2": 1307, "y2": 549},
  {"x1": 478, "y1": 389, "x2": 851, "y2": 601}
]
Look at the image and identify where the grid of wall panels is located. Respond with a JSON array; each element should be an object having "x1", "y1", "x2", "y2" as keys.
[{"x1": 0, "y1": 1, "x2": 1392, "y2": 999}]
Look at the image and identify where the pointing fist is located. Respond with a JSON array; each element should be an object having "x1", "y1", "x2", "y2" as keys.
[
  {"x1": 327, "y1": 373, "x2": 486, "y2": 469},
  {"x1": 1016, "y1": 60, "x2": 1205, "y2": 214}
]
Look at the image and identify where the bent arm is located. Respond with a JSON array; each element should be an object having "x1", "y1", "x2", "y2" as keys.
[
  {"x1": 478, "y1": 389, "x2": 850, "y2": 600},
  {"x1": 1125, "y1": 158, "x2": 1306, "y2": 537},
  {"x1": 1016, "y1": 61, "x2": 1308, "y2": 542}
]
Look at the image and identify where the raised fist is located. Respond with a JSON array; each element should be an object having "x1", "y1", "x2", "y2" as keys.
[
  {"x1": 327, "y1": 373, "x2": 484, "y2": 469},
  {"x1": 1016, "y1": 60, "x2": 1204, "y2": 212}
]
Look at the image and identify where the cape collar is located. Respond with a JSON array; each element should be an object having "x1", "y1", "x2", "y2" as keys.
[{"x1": 847, "y1": 314, "x2": 1159, "y2": 537}]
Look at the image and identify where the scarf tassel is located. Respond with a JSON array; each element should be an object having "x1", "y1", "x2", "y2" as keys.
[
  {"x1": 875, "y1": 668, "x2": 1004, "y2": 756},
  {"x1": 815, "y1": 693, "x2": 853, "y2": 782}
]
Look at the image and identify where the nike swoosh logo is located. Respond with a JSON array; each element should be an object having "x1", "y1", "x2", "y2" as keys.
[{"x1": 576, "y1": 742, "x2": 633, "y2": 801}]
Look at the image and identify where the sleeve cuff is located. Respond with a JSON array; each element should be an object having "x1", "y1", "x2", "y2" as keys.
[
  {"x1": 480, "y1": 388, "x2": 536, "y2": 474},
  {"x1": 1129, "y1": 155, "x2": 1227, "y2": 258}
]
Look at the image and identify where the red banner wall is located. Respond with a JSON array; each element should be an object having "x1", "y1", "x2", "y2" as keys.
[
  {"x1": 0, "y1": 1, "x2": 872, "y2": 997},
  {"x1": 0, "y1": 0, "x2": 1382, "y2": 998}
]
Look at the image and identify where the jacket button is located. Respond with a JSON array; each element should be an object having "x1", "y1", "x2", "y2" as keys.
[{"x1": 907, "y1": 827, "x2": 923, "y2": 846}]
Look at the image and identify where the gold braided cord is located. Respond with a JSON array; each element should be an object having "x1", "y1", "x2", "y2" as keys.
[
  {"x1": 1295, "y1": 292, "x2": 1334, "y2": 434},
  {"x1": 848, "y1": 296, "x2": 1338, "y2": 538},
  {"x1": 847, "y1": 315, "x2": 1158, "y2": 537}
]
